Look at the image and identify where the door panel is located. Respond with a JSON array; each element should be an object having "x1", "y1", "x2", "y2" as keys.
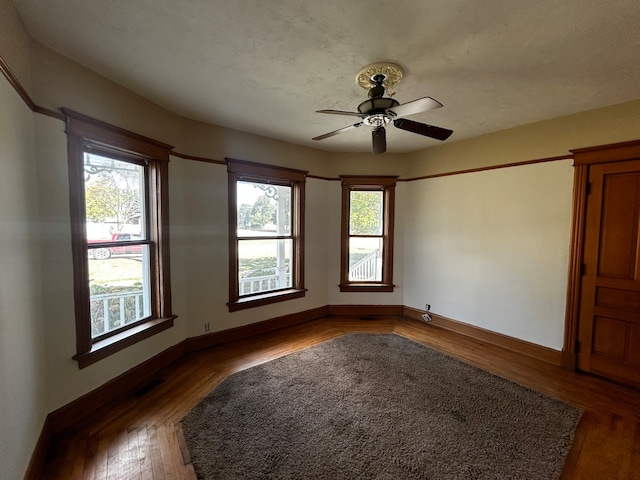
[
  {"x1": 598, "y1": 173, "x2": 640, "y2": 278},
  {"x1": 577, "y1": 160, "x2": 640, "y2": 387},
  {"x1": 591, "y1": 316, "x2": 629, "y2": 359},
  {"x1": 596, "y1": 286, "x2": 640, "y2": 312}
]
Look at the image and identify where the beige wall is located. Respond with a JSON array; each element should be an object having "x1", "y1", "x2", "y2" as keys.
[
  {"x1": 0, "y1": 80, "x2": 48, "y2": 480},
  {"x1": 0, "y1": 0, "x2": 31, "y2": 87},
  {"x1": 168, "y1": 158, "x2": 332, "y2": 336},
  {"x1": 181, "y1": 119, "x2": 331, "y2": 175},
  {"x1": 31, "y1": 115, "x2": 190, "y2": 412},
  {"x1": 404, "y1": 99, "x2": 640, "y2": 177},
  {"x1": 0, "y1": 4, "x2": 48, "y2": 477},
  {"x1": 26, "y1": 52, "x2": 341, "y2": 412}
]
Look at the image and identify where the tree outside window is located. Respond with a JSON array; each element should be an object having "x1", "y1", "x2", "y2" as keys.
[{"x1": 84, "y1": 155, "x2": 142, "y2": 232}]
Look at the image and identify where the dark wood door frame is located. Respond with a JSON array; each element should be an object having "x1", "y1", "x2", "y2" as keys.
[{"x1": 563, "y1": 139, "x2": 640, "y2": 370}]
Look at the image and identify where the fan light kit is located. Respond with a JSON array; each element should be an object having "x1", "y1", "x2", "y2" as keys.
[{"x1": 313, "y1": 62, "x2": 453, "y2": 154}]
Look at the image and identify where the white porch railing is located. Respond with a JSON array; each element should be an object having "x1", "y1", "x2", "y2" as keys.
[
  {"x1": 239, "y1": 270, "x2": 291, "y2": 295},
  {"x1": 238, "y1": 251, "x2": 381, "y2": 296},
  {"x1": 349, "y1": 249, "x2": 380, "y2": 281},
  {"x1": 90, "y1": 290, "x2": 145, "y2": 337}
]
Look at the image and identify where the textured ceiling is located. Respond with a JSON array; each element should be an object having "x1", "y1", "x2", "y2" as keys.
[{"x1": 11, "y1": 0, "x2": 640, "y2": 153}]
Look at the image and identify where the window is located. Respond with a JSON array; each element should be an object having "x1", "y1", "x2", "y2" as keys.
[
  {"x1": 227, "y1": 158, "x2": 307, "y2": 311},
  {"x1": 340, "y1": 176, "x2": 397, "y2": 292},
  {"x1": 64, "y1": 109, "x2": 175, "y2": 368}
]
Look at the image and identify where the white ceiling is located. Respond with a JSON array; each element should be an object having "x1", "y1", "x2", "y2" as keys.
[{"x1": 11, "y1": 0, "x2": 640, "y2": 153}]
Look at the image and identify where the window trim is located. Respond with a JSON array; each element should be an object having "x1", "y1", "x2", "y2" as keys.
[
  {"x1": 64, "y1": 109, "x2": 175, "y2": 368},
  {"x1": 226, "y1": 158, "x2": 307, "y2": 311},
  {"x1": 339, "y1": 175, "x2": 397, "y2": 292}
]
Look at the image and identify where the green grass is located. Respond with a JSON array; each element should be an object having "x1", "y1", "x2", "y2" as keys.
[
  {"x1": 90, "y1": 255, "x2": 291, "y2": 285},
  {"x1": 89, "y1": 257, "x2": 143, "y2": 286},
  {"x1": 239, "y1": 256, "x2": 290, "y2": 277}
]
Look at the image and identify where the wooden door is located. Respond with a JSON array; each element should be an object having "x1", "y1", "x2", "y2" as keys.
[{"x1": 577, "y1": 159, "x2": 640, "y2": 387}]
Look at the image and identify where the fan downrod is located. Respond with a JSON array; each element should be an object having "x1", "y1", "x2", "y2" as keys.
[
  {"x1": 368, "y1": 74, "x2": 386, "y2": 99},
  {"x1": 358, "y1": 74, "x2": 399, "y2": 126}
]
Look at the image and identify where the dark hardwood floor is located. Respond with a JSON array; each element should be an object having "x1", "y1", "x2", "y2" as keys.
[{"x1": 42, "y1": 316, "x2": 640, "y2": 479}]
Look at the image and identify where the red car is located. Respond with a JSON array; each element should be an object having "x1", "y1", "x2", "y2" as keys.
[{"x1": 89, "y1": 233, "x2": 143, "y2": 260}]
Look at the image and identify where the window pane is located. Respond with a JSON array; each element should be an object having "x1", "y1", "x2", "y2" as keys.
[
  {"x1": 237, "y1": 181, "x2": 291, "y2": 237},
  {"x1": 348, "y1": 237, "x2": 383, "y2": 281},
  {"x1": 88, "y1": 245, "x2": 151, "y2": 339},
  {"x1": 349, "y1": 190, "x2": 383, "y2": 235},
  {"x1": 238, "y1": 238, "x2": 293, "y2": 296},
  {"x1": 84, "y1": 153, "x2": 146, "y2": 242}
]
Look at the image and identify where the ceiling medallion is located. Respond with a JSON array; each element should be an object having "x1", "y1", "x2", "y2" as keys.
[{"x1": 355, "y1": 62, "x2": 404, "y2": 91}]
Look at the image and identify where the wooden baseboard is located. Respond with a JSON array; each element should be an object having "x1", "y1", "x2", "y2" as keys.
[
  {"x1": 402, "y1": 306, "x2": 563, "y2": 366},
  {"x1": 561, "y1": 351, "x2": 577, "y2": 370},
  {"x1": 327, "y1": 304, "x2": 404, "y2": 317},
  {"x1": 40, "y1": 305, "x2": 327, "y2": 445},
  {"x1": 47, "y1": 341, "x2": 186, "y2": 435},
  {"x1": 185, "y1": 306, "x2": 329, "y2": 352}
]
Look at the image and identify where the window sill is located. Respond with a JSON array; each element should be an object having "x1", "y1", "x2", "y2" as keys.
[
  {"x1": 228, "y1": 289, "x2": 306, "y2": 312},
  {"x1": 339, "y1": 283, "x2": 395, "y2": 293},
  {"x1": 73, "y1": 316, "x2": 176, "y2": 369}
]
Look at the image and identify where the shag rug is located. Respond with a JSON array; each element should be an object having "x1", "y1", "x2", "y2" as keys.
[{"x1": 181, "y1": 334, "x2": 582, "y2": 479}]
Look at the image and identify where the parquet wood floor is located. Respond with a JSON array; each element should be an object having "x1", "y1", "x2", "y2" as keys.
[{"x1": 41, "y1": 316, "x2": 640, "y2": 479}]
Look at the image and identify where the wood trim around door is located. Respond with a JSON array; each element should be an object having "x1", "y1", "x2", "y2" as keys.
[
  {"x1": 564, "y1": 138, "x2": 640, "y2": 371},
  {"x1": 571, "y1": 139, "x2": 640, "y2": 166},
  {"x1": 562, "y1": 164, "x2": 589, "y2": 369}
]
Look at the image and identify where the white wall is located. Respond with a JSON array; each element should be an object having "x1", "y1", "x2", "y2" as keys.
[
  {"x1": 401, "y1": 96, "x2": 640, "y2": 351},
  {"x1": 403, "y1": 161, "x2": 574, "y2": 349},
  {"x1": 0, "y1": 15, "x2": 48, "y2": 480}
]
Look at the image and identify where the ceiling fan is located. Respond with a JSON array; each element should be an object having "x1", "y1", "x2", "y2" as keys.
[{"x1": 312, "y1": 63, "x2": 453, "y2": 154}]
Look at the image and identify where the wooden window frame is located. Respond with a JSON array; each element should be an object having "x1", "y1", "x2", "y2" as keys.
[
  {"x1": 227, "y1": 158, "x2": 307, "y2": 312},
  {"x1": 64, "y1": 109, "x2": 175, "y2": 368},
  {"x1": 340, "y1": 176, "x2": 397, "y2": 292}
]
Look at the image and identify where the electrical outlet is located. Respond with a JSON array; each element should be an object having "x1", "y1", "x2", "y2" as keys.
[
  {"x1": 421, "y1": 313, "x2": 432, "y2": 322},
  {"x1": 204, "y1": 323, "x2": 210, "y2": 332}
]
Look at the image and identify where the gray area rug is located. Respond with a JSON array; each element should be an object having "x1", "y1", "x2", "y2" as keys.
[{"x1": 181, "y1": 333, "x2": 582, "y2": 479}]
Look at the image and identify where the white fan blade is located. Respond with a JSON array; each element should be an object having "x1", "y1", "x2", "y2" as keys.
[
  {"x1": 386, "y1": 96, "x2": 443, "y2": 118},
  {"x1": 316, "y1": 109, "x2": 366, "y2": 118},
  {"x1": 312, "y1": 122, "x2": 363, "y2": 141}
]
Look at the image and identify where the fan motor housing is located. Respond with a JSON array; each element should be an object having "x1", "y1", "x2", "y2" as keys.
[{"x1": 358, "y1": 97, "x2": 399, "y2": 127}]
